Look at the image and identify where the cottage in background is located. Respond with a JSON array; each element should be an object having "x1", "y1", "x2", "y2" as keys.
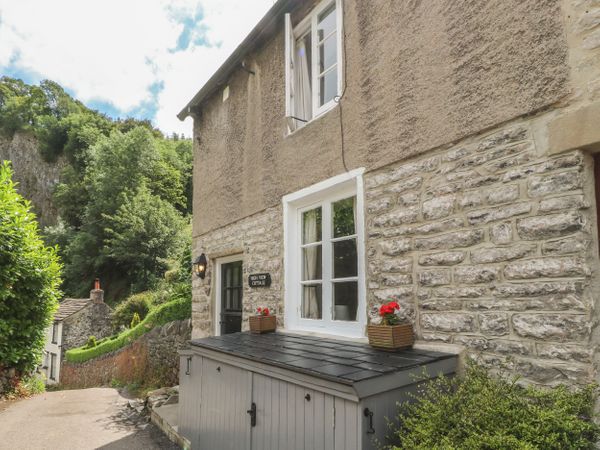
[{"x1": 42, "y1": 281, "x2": 112, "y2": 385}]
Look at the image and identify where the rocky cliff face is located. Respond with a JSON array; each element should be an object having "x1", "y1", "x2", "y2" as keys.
[{"x1": 0, "y1": 131, "x2": 64, "y2": 227}]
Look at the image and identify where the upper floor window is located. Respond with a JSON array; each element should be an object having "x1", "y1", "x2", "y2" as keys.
[
  {"x1": 285, "y1": 0, "x2": 343, "y2": 132},
  {"x1": 284, "y1": 169, "x2": 366, "y2": 338}
]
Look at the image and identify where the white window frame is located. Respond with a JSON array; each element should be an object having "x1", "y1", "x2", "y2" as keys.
[
  {"x1": 283, "y1": 168, "x2": 366, "y2": 338},
  {"x1": 214, "y1": 254, "x2": 244, "y2": 336},
  {"x1": 285, "y1": 0, "x2": 344, "y2": 132}
]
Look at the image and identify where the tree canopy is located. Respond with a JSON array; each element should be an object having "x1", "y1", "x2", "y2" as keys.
[{"x1": 0, "y1": 77, "x2": 192, "y2": 302}]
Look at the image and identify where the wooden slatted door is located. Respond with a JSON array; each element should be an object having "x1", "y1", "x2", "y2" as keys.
[
  {"x1": 199, "y1": 358, "x2": 252, "y2": 450},
  {"x1": 249, "y1": 373, "x2": 353, "y2": 450}
]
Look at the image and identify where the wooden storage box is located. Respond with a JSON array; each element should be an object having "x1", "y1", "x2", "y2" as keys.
[
  {"x1": 367, "y1": 323, "x2": 414, "y2": 351},
  {"x1": 249, "y1": 315, "x2": 276, "y2": 334}
]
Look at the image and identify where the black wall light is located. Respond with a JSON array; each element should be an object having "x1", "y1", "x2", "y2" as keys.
[{"x1": 193, "y1": 253, "x2": 208, "y2": 279}]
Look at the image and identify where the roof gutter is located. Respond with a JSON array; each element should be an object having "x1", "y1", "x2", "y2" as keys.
[{"x1": 177, "y1": 0, "x2": 295, "y2": 121}]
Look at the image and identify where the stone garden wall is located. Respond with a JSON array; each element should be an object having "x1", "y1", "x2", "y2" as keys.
[{"x1": 60, "y1": 319, "x2": 191, "y2": 389}]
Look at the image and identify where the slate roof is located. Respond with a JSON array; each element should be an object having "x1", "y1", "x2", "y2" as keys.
[
  {"x1": 190, "y1": 332, "x2": 456, "y2": 385},
  {"x1": 53, "y1": 298, "x2": 90, "y2": 321}
]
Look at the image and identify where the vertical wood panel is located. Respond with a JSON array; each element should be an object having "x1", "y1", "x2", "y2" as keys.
[
  {"x1": 324, "y1": 395, "x2": 335, "y2": 450},
  {"x1": 199, "y1": 358, "x2": 250, "y2": 450}
]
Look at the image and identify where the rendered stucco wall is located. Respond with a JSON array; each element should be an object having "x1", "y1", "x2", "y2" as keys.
[{"x1": 192, "y1": 0, "x2": 569, "y2": 236}]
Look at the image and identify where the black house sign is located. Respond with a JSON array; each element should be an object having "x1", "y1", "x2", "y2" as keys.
[{"x1": 248, "y1": 273, "x2": 271, "y2": 288}]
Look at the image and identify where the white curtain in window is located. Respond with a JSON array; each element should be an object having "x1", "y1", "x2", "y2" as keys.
[
  {"x1": 294, "y1": 39, "x2": 312, "y2": 125},
  {"x1": 302, "y1": 210, "x2": 319, "y2": 319}
]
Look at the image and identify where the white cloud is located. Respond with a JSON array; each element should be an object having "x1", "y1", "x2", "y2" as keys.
[{"x1": 0, "y1": 0, "x2": 275, "y2": 135}]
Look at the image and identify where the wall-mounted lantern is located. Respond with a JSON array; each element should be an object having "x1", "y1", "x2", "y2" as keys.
[{"x1": 193, "y1": 253, "x2": 208, "y2": 279}]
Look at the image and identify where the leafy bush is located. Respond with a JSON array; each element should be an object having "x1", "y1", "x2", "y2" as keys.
[
  {"x1": 388, "y1": 363, "x2": 599, "y2": 450},
  {"x1": 111, "y1": 292, "x2": 152, "y2": 330},
  {"x1": 0, "y1": 162, "x2": 62, "y2": 376},
  {"x1": 130, "y1": 312, "x2": 141, "y2": 328},
  {"x1": 85, "y1": 336, "x2": 97, "y2": 349},
  {"x1": 65, "y1": 296, "x2": 191, "y2": 363}
]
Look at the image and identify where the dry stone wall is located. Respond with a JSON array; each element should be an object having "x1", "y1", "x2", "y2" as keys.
[{"x1": 364, "y1": 123, "x2": 597, "y2": 386}]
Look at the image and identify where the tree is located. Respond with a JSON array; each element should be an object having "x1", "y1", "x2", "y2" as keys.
[
  {"x1": 103, "y1": 184, "x2": 186, "y2": 289},
  {"x1": 0, "y1": 162, "x2": 62, "y2": 379}
]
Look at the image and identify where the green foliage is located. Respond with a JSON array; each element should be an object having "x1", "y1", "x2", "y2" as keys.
[
  {"x1": 66, "y1": 296, "x2": 191, "y2": 363},
  {"x1": 58, "y1": 127, "x2": 191, "y2": 300},
  {"x1": 130, "y1": 312, "x2": 141, "y2": 328},
  {"x1": 0, "y1": 162, "x2": 62, "y2": 374},
  {"x1": 1, "y1": 77, "x2": 192, "y2": 302},
  {"x1": 85, "y1": 336, "x2": 97, "y2": 349},
  {"x1": 111, "y1": 292, "x2": 152, "y2": 330},
  {"x1": 388, "y1": 363, "x2": 599, "y2": 450}
]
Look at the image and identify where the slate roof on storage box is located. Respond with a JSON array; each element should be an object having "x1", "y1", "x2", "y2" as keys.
[
  {"x1": 53, "y1": 298, "x2": 90, "y2": 321},
  {"x1": 190, "y1": 332, "x2": 455, "y2": 385}
]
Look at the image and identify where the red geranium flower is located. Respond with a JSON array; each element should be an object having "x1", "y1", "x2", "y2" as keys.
[{"x1": 378, "y1": 300, "x2": 401, "y2": 326}]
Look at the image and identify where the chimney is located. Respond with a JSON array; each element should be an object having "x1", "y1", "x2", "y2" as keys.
[{"x1": 90, "y1": 278, "x2": 104, "y2": 303}]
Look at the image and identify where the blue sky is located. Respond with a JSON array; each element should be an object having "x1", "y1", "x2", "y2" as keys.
[{"x1": 0, "y1": 0, "x2": 274, "y2": 135}]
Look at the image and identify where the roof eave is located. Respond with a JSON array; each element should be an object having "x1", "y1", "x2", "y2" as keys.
[{"x1": 177, "y1": 0, "x2": 295, "y2": 121}]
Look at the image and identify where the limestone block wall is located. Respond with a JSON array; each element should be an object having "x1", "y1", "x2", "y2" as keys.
[
  {"x1": 192, "y1": 118, "x2": 599, "y2": 386},
  {"x1": 191, "y1": 206, "x2": 283, "y2": 338},
  {"x1": 364, "y1": 122, "x2": 598, "y2": 386}
]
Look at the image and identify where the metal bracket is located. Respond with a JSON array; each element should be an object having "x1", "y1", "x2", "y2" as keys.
[{"x1": 363, "y1": 408, "x2": 375, "y2": 434}]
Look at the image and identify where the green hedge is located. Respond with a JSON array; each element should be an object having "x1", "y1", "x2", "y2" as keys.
[{"x1": 65, "y1": 297, "x2": 190, "y2": 363}]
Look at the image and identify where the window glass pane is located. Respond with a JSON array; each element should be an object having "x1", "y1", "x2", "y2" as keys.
[
  {"x1": 294, "y1": 32, "x2": 313, "y2": 123},
  {"x1": 302, "y1": 207, "x2": 322, "y2": 243},
  {"x1": 319, "y1": 34, "x2": 337, "y2": 73},
  {"x1": 333, "y1": 281, "x2": 358, "y2": 321},
  {"x1": 317, "y1": 3, "x2": 336, "y2": 41},
  {"x1": 302, "y1": 284, "x2": 322, "y2": 319},
  {"x1": 319, "y1": 69, "x2": 338, "y2": 106},
  {"x1": 302, "y1": 245, "x2": 322, "y2": 280},
  {"x1": 333, "y1": 197, "x2": 355, "y2": 237},
  {"x1": 333, "y1": 239, "x2": 357, "y2": 278}
]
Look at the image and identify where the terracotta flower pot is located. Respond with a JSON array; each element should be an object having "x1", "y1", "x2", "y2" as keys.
[
  {"x1": 249, "y1": 315, "x2": 277, "y2": 334},
  {"x1": 367, "y1": 323, "x2": 414, "y2": 351}
]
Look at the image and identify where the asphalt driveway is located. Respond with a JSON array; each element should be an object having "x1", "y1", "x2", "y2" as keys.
[{"x1": 0, "y1": 388, "x2": 179, "y2": 450}]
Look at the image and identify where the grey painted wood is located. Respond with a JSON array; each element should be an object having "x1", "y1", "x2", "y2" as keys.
[
  {"x1": 199, "y1": 358, "x2": 251, "y2": 450},
  {"x1": 334, "y1": 397, "x2": 360, "y2": 450},
  {"x1": 179, "y1": 354, "x2": 203, "y2": 448},
  {"x1": 179, "y1": 344, "x2": 458, "y2": 449},
  {"x1": 251, "y1": 373, "x2": 336, "y2": 450}
]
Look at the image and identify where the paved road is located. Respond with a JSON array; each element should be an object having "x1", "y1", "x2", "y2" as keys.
[{"x1": 0, "y1": 388, "x2": 179, "y2": 450}]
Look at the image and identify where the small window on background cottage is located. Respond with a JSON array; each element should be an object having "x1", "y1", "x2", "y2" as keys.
[
  {"x1": 51, "y1": 322, "x2": 58, "y2": 344},
  {"x1": 285, "y1": 0, "x2": 342, "y2": 132}
]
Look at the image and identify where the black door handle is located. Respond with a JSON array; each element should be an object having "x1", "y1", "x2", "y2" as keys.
[
  {"x1": 247, "y1": 402, "x2": 257, "y2": 427},
  {"x1": 185, "y1": 356, "x2": 192, "y2": 375},
  {"x1": 364, "y1": 408, "x2": 375, "y2": 434}
]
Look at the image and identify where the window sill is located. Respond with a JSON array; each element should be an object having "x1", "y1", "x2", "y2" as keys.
[
  {"x1": 285, "y1": 102, "x2": 339, "y2": 138},
  {"x1": 278, "y1": 327, "x2": 368, "y2": 343}
]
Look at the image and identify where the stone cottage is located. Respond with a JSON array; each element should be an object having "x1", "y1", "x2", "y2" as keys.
[
  {"x1": 42, "y1": 282, "x2": 111, "y2": 384},
  {"x1": 179, "y1": 0, "x2": 600, "y2": 389}
]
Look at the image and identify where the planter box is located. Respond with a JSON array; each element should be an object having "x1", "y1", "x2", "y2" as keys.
[
  {"x1": 249, "y1": 315, "x2": 276, "y2": 334},
  {"x1": 367, "y1": 323, "x2": 414, "y2": 351}
]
